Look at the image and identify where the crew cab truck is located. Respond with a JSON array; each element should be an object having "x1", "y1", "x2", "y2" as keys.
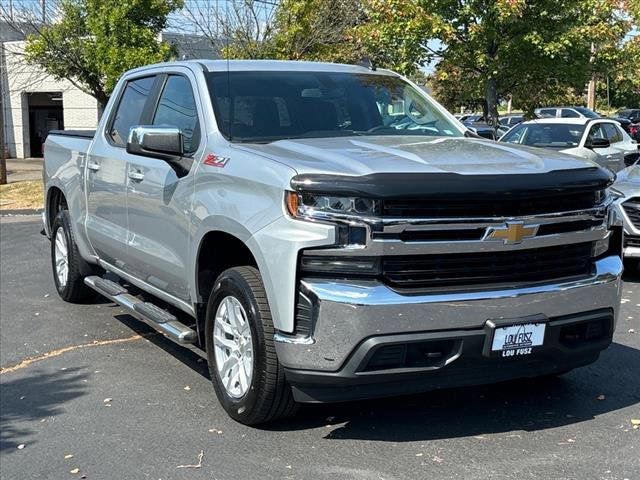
[{"x1": 43, "y1": 60, "x2": 623, "y2": 425}]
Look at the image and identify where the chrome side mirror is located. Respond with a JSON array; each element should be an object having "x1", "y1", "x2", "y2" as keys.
[{"x1": 126, "y1": 126, "x2": 184, "y2": 160}]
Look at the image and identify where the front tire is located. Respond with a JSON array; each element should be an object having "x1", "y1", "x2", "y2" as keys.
[
  {"x1": 205, "y1": 266, "x2": 297, "y2": 425},
  {"x1": 50, "y1": 210, "x2": 94, "y2": 303}
]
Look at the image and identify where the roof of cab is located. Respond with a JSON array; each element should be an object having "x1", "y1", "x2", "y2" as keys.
[{"x1": 125, "y1": 59, "x2": 397, "y2": 76}]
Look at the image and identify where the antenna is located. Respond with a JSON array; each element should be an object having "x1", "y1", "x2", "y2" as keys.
[{"x1": 357, "y1": 57, "x2": 376, "y2": 71}]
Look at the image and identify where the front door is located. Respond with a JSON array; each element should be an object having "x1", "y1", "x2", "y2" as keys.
[
  {"x1": 124, "y1": 73, "x2": 203, "y2": 302},
  {"x1": 85, "y1": 75, "x2": 156, "y2": 265},
  {"x1": 585, "y1": 122, "x2": 625, "y2": 172}
]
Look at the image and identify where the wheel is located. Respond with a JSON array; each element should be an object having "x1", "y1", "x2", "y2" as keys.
[
  {"x1": 50, "y1": 210, "x2": 94, "y2": 302},
  {"x1": 205, "y1": 266, "x2": 298, "y2": 425}
]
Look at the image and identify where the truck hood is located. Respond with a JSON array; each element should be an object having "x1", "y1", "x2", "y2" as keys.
[{"x1": 239, "y1": 135, "x2": 599, "y2": 176}]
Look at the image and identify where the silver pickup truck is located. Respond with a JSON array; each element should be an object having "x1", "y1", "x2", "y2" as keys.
[{"x1": 43, "y1": 60, "x2": 623, "y2": 425}]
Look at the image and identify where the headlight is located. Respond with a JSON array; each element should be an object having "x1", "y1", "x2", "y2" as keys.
[{"x1": 285, "y1": 191, "x2": 380, "y2": 218}]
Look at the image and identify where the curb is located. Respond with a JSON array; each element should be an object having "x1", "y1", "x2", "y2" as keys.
[{"x1": 0, "y1": 208, "x2": 44, "y2": 216}]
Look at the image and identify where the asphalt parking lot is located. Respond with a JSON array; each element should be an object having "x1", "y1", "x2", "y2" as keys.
[{"x1": 1, "y1": 215, "x2": 639, "y2": 480}]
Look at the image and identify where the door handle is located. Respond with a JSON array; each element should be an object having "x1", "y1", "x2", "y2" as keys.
[
  {"x1": 87, "y1": 162, "x2": 101, "y2": 171},
  {"x1": 128, "y1": 170, "x2": 145, "y2": 182}
]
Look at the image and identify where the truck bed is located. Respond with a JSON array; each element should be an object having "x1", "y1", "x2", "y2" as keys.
[{"x1": 48, "y1": 130, "x2": 96, "y2": 139}]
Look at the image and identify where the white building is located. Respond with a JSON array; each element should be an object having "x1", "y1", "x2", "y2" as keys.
[{"x1": 0, "y1": 27, "x2": 218, "y2": 159}]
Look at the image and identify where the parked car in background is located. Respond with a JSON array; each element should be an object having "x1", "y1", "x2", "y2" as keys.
[
  {"x1": 616, "y1": 109, "x2": 640, "y2": 124},
  {"x1": 459, "y1": 114, "x2": 482, "y2": 123},
  {"x1": 613, "y1": 109, "x2": 640, "y2": 141},
  {"x1": 499, "y1": 118, "x2": 637, "y2": 172},
  {"x1": 535, "y1": 106, "x2": 600, "y2": 119},
  {"x1": 610, "y1": 162, "x2": 640, "y2": 268},
  {"x1": 459, "y1": 115, "x2": 497, "y2": 140},
  {"x1": 499, "y1": 114, "x2": 524, "y2": 127},
  {"x1": 466, "y1": 122, "x2": 497, "y2": 140}
]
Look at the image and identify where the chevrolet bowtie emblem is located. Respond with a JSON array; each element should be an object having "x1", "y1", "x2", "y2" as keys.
[{"x1": 484, "y1": 222, "x2": 539, "y2": 244}]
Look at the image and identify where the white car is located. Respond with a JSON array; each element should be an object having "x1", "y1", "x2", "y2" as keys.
[
  {"x1": 535, "y1": 106, "x2": 599, "y2": 119},
  {"x1": 611, "y1": 163, "x2": 640, "y2": 265},
  {"x1": 499, "y1": 118, "x2": 638, "y2": 172}
]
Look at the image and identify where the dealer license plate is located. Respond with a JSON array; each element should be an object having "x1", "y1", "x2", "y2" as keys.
[{"x1": 491, "y1": 323, "x2": 546, "y2": 357}]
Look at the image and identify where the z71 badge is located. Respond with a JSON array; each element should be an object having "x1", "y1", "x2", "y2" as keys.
[{"x1": 203, "y1": 153, "x2": 230, "y2": 167}]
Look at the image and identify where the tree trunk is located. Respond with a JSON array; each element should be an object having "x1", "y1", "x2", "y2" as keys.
[
  {"x1": 0, "y1": 79, "x2": 6, "y2": 185},
  {"x1": 0, "y1": 43, "x2": 6, "y2": 185},
  {"x1": 486, "y1": 77, "x2": 499, "y2": 128}
]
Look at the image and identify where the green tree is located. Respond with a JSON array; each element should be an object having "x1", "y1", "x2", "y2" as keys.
[
  {"x1": 221, "y1": 0, "x2": 367, "y2": 62},
  {"x1": 24, "y1": 0, "x2": 182, "y2": 108},
  {"x1": 269, "y1": 0, "x2": 366, "y2": 62},
  {"x1": 358, "y1": 0, "x2": 631, "y2": 125}
]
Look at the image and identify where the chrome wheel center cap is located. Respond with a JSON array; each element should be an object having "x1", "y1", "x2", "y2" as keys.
[{"x1": 213, "y1": 296, "x2": 253, "y2": 398}]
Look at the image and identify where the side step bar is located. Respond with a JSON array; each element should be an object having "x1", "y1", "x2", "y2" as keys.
[{"x1": 84, "y1": 276, "x2": 198, "y2": 345}]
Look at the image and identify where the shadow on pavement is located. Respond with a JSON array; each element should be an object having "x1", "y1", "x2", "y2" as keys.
[
  {"x1": 266, "y1": 342, "x2": 640, "y2": 439},
  {"x1": 622, "y1": 262, "x2": 640, "y2": 283},
  {"x1": 110, "y1": 305, "x2": 639, "y2": 440},
  {"x1": 0, "y1": 368, "x2": 89, "y2": 453},
  {"x1": 114, "y1": 314, "x2": 210, "y2": 380}
]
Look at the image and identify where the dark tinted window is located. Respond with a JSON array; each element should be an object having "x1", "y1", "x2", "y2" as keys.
[
  {"x1": 573, "y1": 107, "x2": 599, "y2": 118},
  {"x1": 205, "y1": 71, "x2": 461, "y2": 142},
  {"x1": 603, "y1": 123, "x2": 623, "y2": 143},
  {"x1": 561, "y1": 109, "x2": 580, "y2": 118},
  {"x1": 109, "y1": 76, "x2": 155, "y2": 145},
  {"x1": 152, "y1": 75, "x2": 201, "y2": 154}
]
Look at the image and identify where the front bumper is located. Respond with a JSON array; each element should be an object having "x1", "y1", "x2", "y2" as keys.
[{"x1": 275, "y1": 255, "x2": 622, "y2": 403}]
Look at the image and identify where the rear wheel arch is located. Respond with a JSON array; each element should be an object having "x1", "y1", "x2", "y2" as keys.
[{"x1": 47, "y1": 186, "x2": 68, "y2": 232}]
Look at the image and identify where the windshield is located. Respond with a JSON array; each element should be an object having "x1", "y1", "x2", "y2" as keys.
[
  {"x1": 500, "y1": 122, "x2": 585, "y2": 149},
  {"x1": 205, "y1": 71, "x2": 462, "y2": 143},
  {"x1": 573, "y1": 107, "x2": 599, "y2": 118}
]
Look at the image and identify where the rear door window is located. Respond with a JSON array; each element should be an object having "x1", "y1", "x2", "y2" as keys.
[
  {"x1": 603, "y1": 123, "x2": 623, "y2": 144},
  {"x1": 152, "y1": 75, "x2": 201, "y2": 154},
  {"x1": 539, "y1": 109, "x2": 556, "y2": 118},
  {"x1": 109, "y1": 76, "x2": 155, "y2": 146},
  {"x1": 561, "y1": 109, "x2": 580, "y2": 118}
]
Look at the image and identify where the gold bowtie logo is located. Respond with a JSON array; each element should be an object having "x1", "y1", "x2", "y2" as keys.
[{"x1": 485, "y1": 222, "x2": 539, "y2": 244}]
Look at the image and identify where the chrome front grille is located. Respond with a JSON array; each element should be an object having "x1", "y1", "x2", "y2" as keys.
[
  {"x1": 381, "y1": 242, "x2": 594, "y2": 291},
  {"x1": 299, "y1": 194, "x2": 613, "y2": 293},
  {"x1": 623, "y1": 199, "x2": 640, "y2": 229}
]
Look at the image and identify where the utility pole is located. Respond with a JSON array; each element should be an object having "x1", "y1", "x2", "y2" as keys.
[
  {"x1": 587, "y1": 42, "x2": 596, "y2": 110},
  {"x1": 0, "y1": 43, "x2": 7, "y2": 185}
]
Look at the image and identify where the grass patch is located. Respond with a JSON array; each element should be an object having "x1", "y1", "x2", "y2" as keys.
[{"x1": 0, "y1": 181, "x2": 44, "y2": 210}]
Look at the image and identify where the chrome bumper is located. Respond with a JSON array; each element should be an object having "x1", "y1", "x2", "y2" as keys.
[{"x1": 275, "y1": 255, "x2": 623, "y2": 371}]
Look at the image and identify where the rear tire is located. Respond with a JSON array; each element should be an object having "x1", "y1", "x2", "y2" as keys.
[
  {"x1": 205, "y1": 266, "x2": 298, "y2": 425},
  {"x1": 50, "y1": 210, "x2": 94, "y2": 303}
]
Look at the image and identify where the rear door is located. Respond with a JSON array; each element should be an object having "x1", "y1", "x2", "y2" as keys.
[
  {"x1": 85, "y1": 75, "x2": 156, "y2": 265},
  {"x1": 123, "y1": 72, "x2": 203, "y2": 302}
]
